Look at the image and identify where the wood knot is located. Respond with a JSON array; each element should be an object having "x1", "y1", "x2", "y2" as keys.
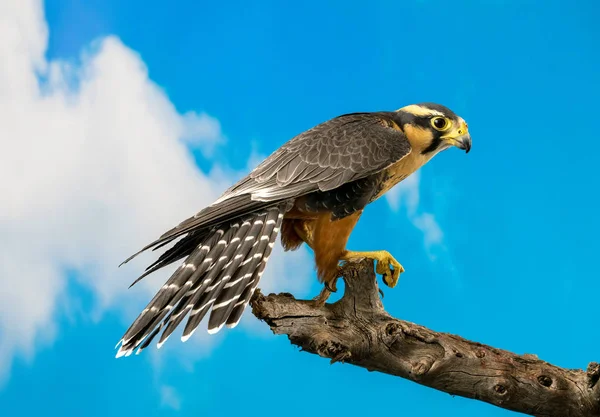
[
  {"x1": 493, "y1": 384, "x2": 508, "y2": 395},
  {"x1": 316, "y1": 340, "x2": 351, "y2": 364},
  {"x1": 537, "y1": 375, "x2": 553, "y2": 388},
  {"x1": 476, "y1": 350, "x2": 486, "y2": 358},
  {"x1": 386, "y1": 322, "x2": 402, "y2": 336},
  {"x1": 587, "y1": 362, "x2": 600, "y2": 389},
  {"x1": 411, "y1": 359, "x2": 434, "y2": 377},
  {"x1": 401, "y1": 326, "x2": 437, "y2": 343}
]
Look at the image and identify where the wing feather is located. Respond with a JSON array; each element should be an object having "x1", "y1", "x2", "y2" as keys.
[{"x1": 122, "y1": 112, "x2": 411, "y2": 264}]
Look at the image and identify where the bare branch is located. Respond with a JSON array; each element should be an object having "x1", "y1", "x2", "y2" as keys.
[{"x1": 250, "y1": 259, "x2": 600, "y2": 417}]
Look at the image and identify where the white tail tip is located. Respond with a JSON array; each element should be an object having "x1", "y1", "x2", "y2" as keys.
[
  {"x1": 157, "y1": 335, "x2": 170, "y2": 349},
  {"x1": 115, "y1": 347, "x2": 132, "y2": 358},
  {"x1": 181, "y1": 328, "x2": 196, "y2": 343},
  {"x1": 226, "y1": 319, "x2": 241, "y2": 329},
  {"x1": 207, "y1": 323, "x2": 224, "y2": 335}
]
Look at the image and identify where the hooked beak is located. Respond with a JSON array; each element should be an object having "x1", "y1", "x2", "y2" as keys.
[
  {"x1": 441, "y1": 125, "x2": 471, "y2": 154},
  {"x1": 454, "y1": 133, "x2": 471, "y2": 153},
  {"x1": 440, "y1": 119, "x2": 471, "y2": 153}
]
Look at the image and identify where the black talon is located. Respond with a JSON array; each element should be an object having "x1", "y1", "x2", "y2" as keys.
[
  {"x1": 379, "y1": 288, "x2": 385, "y2": 298},
  {"x1": 325, "y1": 281, "x2": 337, "y2": 293}
]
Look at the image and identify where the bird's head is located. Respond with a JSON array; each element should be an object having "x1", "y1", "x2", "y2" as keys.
[{"x1": 395, "y1": 103, "x2": 471, "y2": 155}]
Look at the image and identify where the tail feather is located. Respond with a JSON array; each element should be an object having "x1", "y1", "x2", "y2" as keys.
[
  {"x1": 136, "y1": 323, "x2": 162, "y2": 355},
  {"x1": 150, "y1": 227, "x2": 251, "y2": 347},
  {"x1": 117, "y1": 226, "x2": 233, "y2": 355},
  {"x1": 158, "y1": 215, "x2": 262, "y2": 343},
  {"x1": 180, "y1": 210, "x2": 272, "y2": 338},
  {"x1": 129, "y1": 221, "x2": 247, "y2": 352},
  {"x1": 225, "y1": 252, "x2": 271, "y2": 328},
  {"x1": 207, "y1": 208, "x2": 281, "y2": 332},
  {"x1": 225, "y1": 211, "x2": 282, "y2": 328},
  {"x1": 116, "y1": 204, "x2": 288, "y2": 357},
  {"x1": 130, "y1": 230, "x2": 209, "y2": 287}
]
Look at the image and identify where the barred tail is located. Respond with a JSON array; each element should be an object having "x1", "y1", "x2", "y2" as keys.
[{"x1": 116, "y1": 205, "x2": 285, "y2": 357}]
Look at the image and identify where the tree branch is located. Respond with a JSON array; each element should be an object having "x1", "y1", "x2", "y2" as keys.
[{"x1": 250, "y1": 259, "x2": 600, "y2": 417}]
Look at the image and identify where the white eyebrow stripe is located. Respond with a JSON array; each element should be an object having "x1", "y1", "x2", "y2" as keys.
[{"x1": 398, "y1": 104, "x2": 444, "y2": 117}]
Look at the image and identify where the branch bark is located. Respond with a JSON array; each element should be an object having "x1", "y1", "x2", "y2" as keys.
[{"x1": 250, "y1": 259, "x2": 600, "y2": 417}]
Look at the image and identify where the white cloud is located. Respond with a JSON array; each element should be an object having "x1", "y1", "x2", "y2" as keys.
[
  {"x1": 413, "y1": 213, "x2": 443, "y2": 250},
  {"x1": 385, "y1": 171, "x2": 444, "y2": 251},
  {"x1": 385, "y1": 172, "x2": 421, "y2": 215},
  {"x1": 180, "y1": 111, "x2": 225, "y2": 156},
  {"x1": 0, "y1": 0, "x2": 313, "y2": 386},
  {"x1": 384, "y1": 170, "x2": 463, "y2": 291},
  {"x1": 160, "y1": 385, "x2": 182, "y2": 411}
]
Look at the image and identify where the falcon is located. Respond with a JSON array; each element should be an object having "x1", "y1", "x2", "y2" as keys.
[{"x1": 116, "y1": 102, "x2": 471, "y2": 357}]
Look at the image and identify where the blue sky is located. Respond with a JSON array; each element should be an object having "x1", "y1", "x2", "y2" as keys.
[{"x1": 1, "y1": 0, "x2": 599, "y2": 416}]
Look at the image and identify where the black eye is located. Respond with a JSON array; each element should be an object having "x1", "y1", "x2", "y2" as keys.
[{"x1": 431, "y1": 117, "x2": 450, "y2": 131}]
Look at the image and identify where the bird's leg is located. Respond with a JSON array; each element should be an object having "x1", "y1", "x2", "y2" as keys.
[
  {"x1": 310, "y1": 263, "x2": 348, "y2": 307},
  {"x1": 294, "y1": 222, "x2": 335, "y2": 307},
  {"x1": 293, "y1": 222, "x2": 314, "y2": 249},
  {"x1": 311, "y1": 286, "x2": 332, "y2": 307},
  {"x1": 340, "y1": 250, "x2": 404, "y2": 288},
  {"x1": 294, "y1": 222, "x2": 339, "y2": 305},
  {"x1": 296, "y1": 221, "x2": 341, "y2": 291}
]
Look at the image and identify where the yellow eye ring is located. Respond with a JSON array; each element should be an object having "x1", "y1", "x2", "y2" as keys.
[{"x1": 431, "y1": 117, "x2": 452, "y2": 131}]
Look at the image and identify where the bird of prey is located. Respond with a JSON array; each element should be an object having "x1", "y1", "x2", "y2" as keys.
[{"x1": 115, "y1": 102, "x2": 471, "y2": 357}]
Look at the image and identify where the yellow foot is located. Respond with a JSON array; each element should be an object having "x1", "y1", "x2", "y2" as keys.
[{"x1": 341, "y1": 250, "x2": 404, "y2": 288}]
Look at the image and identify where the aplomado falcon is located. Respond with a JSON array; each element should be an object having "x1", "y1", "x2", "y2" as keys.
[{"x1": 116, "y1": 102, "x2": 471, "y2": 357}]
